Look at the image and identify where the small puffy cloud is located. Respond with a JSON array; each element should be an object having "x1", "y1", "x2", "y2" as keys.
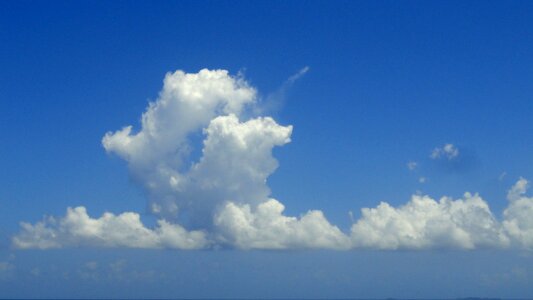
[
  {"x1": 419, "y1": 177, "x2": 427, "y2": 183},
  {"x1": 407, "y1": 161, "x2": 418, "y2": 171},
  {"x1": 214, "y1": 199, "x2": 350, "y2": 250},
  {"x1": 12, "y1": 207, "x2": 208, "y2": 250},
  {"x1": 430, "y1": 143, "x2": 459, "y2": 160},
  {"x1": 350, "y1": 193, "x2": 509, "y2": 250}
]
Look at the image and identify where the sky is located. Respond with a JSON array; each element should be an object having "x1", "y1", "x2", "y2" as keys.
[{"x1": 1, "y1": 0, "x2": 533, "y2": 298}]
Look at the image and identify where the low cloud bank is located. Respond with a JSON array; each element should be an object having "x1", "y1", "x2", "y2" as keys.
[{"x1": 13, "y1": 207, "x2": 208, "y2": 249}]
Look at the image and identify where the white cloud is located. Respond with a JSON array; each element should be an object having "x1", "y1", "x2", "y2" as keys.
[
  {"x1": 181, "y1": 114, "x2": 292, "y2": 227},
  {"x1": 102, "y1": 69, "x2": 257, "y2": 221},
  {"x1": 256, "y1": 66, "x2": 310, "y2": 115},
  {"x1": 287, "y1": 66, "x2": 310, "y2": 84},
  {"x1": 14, "y1": 68, "x2": 297, "y2": 250},
  {"x1": 214, "y1": 199, "x2": 350, "y2": 250},
  {"x1": 407, "y1": 161, "x2": 418, "y2": 171},
  {"x1": 430, "y1": 143, "x2": 459, "y2": 160},
  {"x1": 13, "y1": 179, "x2": 533, "y2": 251},
  {"x1": 419, "y1": 177, "x2": 427, "y2": 183},
  {"x1": 350, "y1": 193, "x2": 509, "y2": 250},
  {"x1": 12, "y1": 69, "x2": 533, "y2": 251},
  {"x1": 12, "y1": 207, "x2": 208, "y2": 249},
  {"x1": 503, "y1": 178, "x2": 533, "y2": 249}
]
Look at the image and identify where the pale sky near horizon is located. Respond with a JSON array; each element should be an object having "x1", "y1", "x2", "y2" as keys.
[{"x1": 1, "y1": 1, "x2": 533, "y2": 298}]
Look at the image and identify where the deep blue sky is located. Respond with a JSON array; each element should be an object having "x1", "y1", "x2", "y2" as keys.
[{"x1": 1, "y1": 1, "x2": 533, "y2": 298}]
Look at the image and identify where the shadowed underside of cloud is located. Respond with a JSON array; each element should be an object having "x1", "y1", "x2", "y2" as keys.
[{"x1": 12, "y1": 69, "x2": 533, "y2": 251}]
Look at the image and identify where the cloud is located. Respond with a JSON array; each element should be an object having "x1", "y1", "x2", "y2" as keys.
[
  {"x1": 430, "y1": 144, "x2": 479, "y2": 174},
  {"x1": 347, "y1": 178, "x2": 533, "y2": 251},
  {"x1": 14, "y1": 68, "x2": 294, "y2": 250},
  {"x1": 499, "y1": 171, "x2": 507, "y2": 181},
  {"x1": 257, "y1": 66, "x2": 310, "y2": 115},
  {"x1": 12, "y1": 207, "x2": 208, "y2": 249},
  {"x1": 11, "y1": 68, "x2": 533, "y2": 251},
  {"x1": 181, "y1": 114, "x2": 292, "y2": 228},
  {"x1": 286, "y1": 66, "x2": 310, "y2": 85},
  {"x1": 503, "y1": 178, "x2": 533, "y2": 249},
  {"x1": 13, "y1": 180, "x2": 533, "y2": 251},
  {"x1": 214, "y1": 199, "x2": 350, "y2": 250},
  {"x1": 407, "y1": 161, "x2": 418, "y2": 171},
  {"x1": 102, "y1": 69, "x2": 258, "y2": 222},
  {"x1": 430, "y1": 143, "x2": 459, "y2": 160},
  {"x1": 350, "y1": 193, "x2": 509, "y2": 250}
]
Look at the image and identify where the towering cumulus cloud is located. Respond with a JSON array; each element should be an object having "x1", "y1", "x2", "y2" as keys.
[
  {"x1": 101, "y1": 69, "x2": 260, "y2": 224},
  {"x1": 12, "y1": 68, "x2": 533, "y2": 251}
]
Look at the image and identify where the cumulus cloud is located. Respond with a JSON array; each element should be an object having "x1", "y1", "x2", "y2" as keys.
[
  {"x1": 430, "y1": 143, "x2": 459, "y2": 160},
  {"x1": 181, "y1": 114, "x2": 292, "y2": 227},
  {"x1": 11, "y1": 68, "x2": 533, "y2": 251},
  {"x1": 102, "y1": 69, "x2": 258, "y2": 222},
  {"x1": 215, "y1": 199, "x2": 350, "y2": 250},
  {"x1": 12, "y1": 207, "x2": 208, "y2": 249},
  {"x1": 348, "y1": 178, "x2": 533, "y2": 250},
  {"x1": 350, "y1": 193, "x2": 509, "y2": 250},
  {"x1": 503, "y1": 178, "x2": 533, "y2": 249}
]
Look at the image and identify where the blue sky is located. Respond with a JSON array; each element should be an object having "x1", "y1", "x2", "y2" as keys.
[{"x1": 1, "y1": 1, "x2": 533, "y2": 298}]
